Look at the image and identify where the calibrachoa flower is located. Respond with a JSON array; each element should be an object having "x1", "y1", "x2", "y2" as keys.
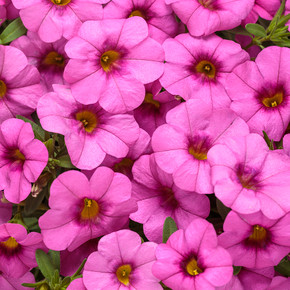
[
  {"x1": 104, "y1": 0, "x2": 181, "y2": 44},
  {"x1": 39, "y1": 168, "x2": 137, "y2": 251},
  {"x1": 130, "y1": 154, "x2": 210, "y2": 243},
  {"x1": 0, "y1": 192, "x2": 12, "y2": 224},
  {"x1": 218, "y1": 211, "x2": 290, "y2": 268},
  {"x1": 83, "y1": 229, "x2": 161, "y2": 289},
  {"x1": 0, "y1": 271, "x2": 35, "y2": 290},
  {"x1": 12, "y1": 31, "x2": 69, "y2": 92},
  {"x1": 208, "y1": 133, "x2": 290, "y2": 219},
  {"x1": 0, "y1": 45, "x2": 42, "y2": 124},
  {"x1": 152, "y1": 218, "x2": 233, "y2": 289},
  {"x1": 152, "y1": 100, "x2": 249, "y2": 193},
  {"x1": 160, "y1": 34, "x2": 249, "y2": 109},
  {"x1": 217, "y1": 267, "x2": 274, "y2": 290},
  {"x1": 0, "y1": 118, "x2": 48, "y2": 204},
  {"x1": 226, "y1": 46, "x2": 290, "y2": 141},
  {"x1": 165, "y1": 0, "x2": 254, "y2": 36},
  {"x1": 0, "y1": 223, "x2": 45, "y2": 278},
  {"x1": 134, "y1": 80, "x2": 180, "y2": 136},
  {"x1": 283, "y1": 133, "x2": 290, "y2": 156},
  {"x1": 37, "y1": 85, "x2": 140, "y2": 170},
  {"x1": 268, "y1": 276, "x2": 290, "y2": 289},
  {"x1": 12, "y1": 0, "x2": 105, "y2": 43},
  {"x1": 64, "y1": 17, "x2": 164, "y2": 113},
  {"x1": 67, "y1": 278, "x2": 86, "y2": 290}
]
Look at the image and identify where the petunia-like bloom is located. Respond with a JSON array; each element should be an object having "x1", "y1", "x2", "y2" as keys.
[
  {"x1": 208, "y1": 133, "x2": 290, "y2": 219},
  {"x1": 268, "y1": 276, "x2": 290, "y2": 290},
  {"x1": 134, "y1": 80, "x2": 180, "y2": 136},
  {"x1": 165, "y1": 0, "x2": 254, "y2": 36},
  {"x1": 217, "y1": 267, "x2": 274, "y2": 290},
  {"x1": 226, "y1": 46, "x2": 290, "y2": 141},
  {"x1": 39, "y1": 168, "x2": 137, "y2": 251},
  {"x1": 160, "y1": 34, "x2": 249, "y2": 109},
  {"x1": 0, "y1": 271, "x2": 35, "y2": 290},
  {"x1": 12, "y1": 0, "x2": 105, "y2": 43},
  {"x1": 0, "y1": 223, "x2": 45, "y2": 278},
  {"x1": 37, "y1": 85, "x2": 140, "y2": 170},
  {"x1": 130, "y1": 154, "x2": 210, "y2": 243},
  {"x1": 64, "y1": 17, "x2": 164, "y2": 113},
  {"x1": 152, "y1": 99, "x2": 249, "y2": 193},
  {"x1": 12, "y1": 31, "x2": 69, "y2": 92},
  {"x1": 83, "y1": 229, "x2": 162, "y2": 289},
  {"x1": 218, "y1": 210, "x2": 290, "y2": 268},
  {"x1": 104, "y1": 0, "x2": 181, "y2": 44},
  {"x1": 0, "y1": 119, "x2": 48, "y2": 204},
  {"x1": 67, "y1": 278, "x2": 86, "y2": 290},
  {"x1": 152, "y1": 218, "x2": 233, "y2": 289},
  {"x1": 0, "y1": 192, "x2": 12, "y2": 224},
  {"x1": 282, "y1": 133, "x2": 290, "y2": 156},
  {"x1": 242, "y1": 0, "x2": 280, "y2": 25},
  {"x1": 0, "y1": 45, "x2": 43, "y2": 124}
]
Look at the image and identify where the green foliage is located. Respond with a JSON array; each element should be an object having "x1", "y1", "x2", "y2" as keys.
[
  {"x1": 162, "y1": 217, "x2": 178, "y2": 243},
  {"x1": 0, "y1": 18, "x2": 26, "y2": 44}
]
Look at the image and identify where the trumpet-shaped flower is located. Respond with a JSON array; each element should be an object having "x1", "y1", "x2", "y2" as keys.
[
  {"x1": 130, "y1": 154, "x2": 210, "y2": 243},
  {"x1": 37, "y1": 85, "x2": 140, "y2": 170},
  {"x1": 152, "y1": 100, "x2": 249, "y2": 193},
  {"x1": 12, "y1": 0, "x2": 105, "y2": 43},
  {"x1": 152, "y1": 218, "x2": 233, "y2": 289},
  {"x1": 0, "y1": 271, "x2": 35, "y2": 290},
  {"x1": 165, "y1": 0, "x2": 254, "y2": 36},
  {"x1": 218, "y1": 211, "x2": 290, "y2": 268},
  {"x1": 0, "y1": 119, "x2": 48, "y2": 204},
  {"x1": 0, "y1": 45, "x2": 42, "y2": 124},
  {"x1": 64, "y1": 17, "x2": 164, "y2": 113},
  {"x1": 208, "y1": 134, "x2": 290, "y2": 219},
  {"x1": 160, "y1": 34, "x2": 249, "y2": 109},
  {"x1": 226, "y1": 46, "x2": 290, "y2": 141},
  {"x1": 39, "y1": 168, "x2": 137, "y2": 251},
  {"x1": 83, "y1": 229, "x2": 162, "y2": 289}
]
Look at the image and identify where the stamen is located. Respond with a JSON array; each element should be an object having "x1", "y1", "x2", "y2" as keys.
[
  {"x1": 116, "y1": 264, "x2": 132, "y2": 285},
  {"x1": 186, "y1": 258, "x2": 203, "y2": 276},
  {"x1": 262, "y1": 91, "x2": 283, "y2": 108},
  {"x1": 195, "y1": 60, "x2": 216, "y2": 79},
  {"x1": 144, "y1": 93, "x2": 160, "y2": 109},
  {"x1": 100, "y1": 50, "x2": 120, "y2": 72},
  {"x1": 0, "y1": 80, "x2": 7, "y2": 98},
  {"x1": 80, "y1": 198, "x2": 99, "y2": 220},
  {"x1": 75, "y1": 110, "x2": 98, "y2": 133},
  {"x1": 43, "y1": 51, "x2": 65, "y2": 67}
]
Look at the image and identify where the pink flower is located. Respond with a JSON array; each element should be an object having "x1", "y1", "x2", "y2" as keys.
[
  {"x1": 0, "y1": 45, "x2": 42, "y2": 124},
  {"x1": 39, "y1": 168, "x2": 137, "y2": 251},
  {"x1": 0, "y1": 192, "x2": 12, "y2": 224},
  {"x1": 282, "y1": 133, "x2": 290, "y2": 156},
  {"x1": 166, "y1": 0, "x2": 254, "y2": 36},
  {"x1": 67, "y1": 278, "x2": 86, "y2": 290},
  {"x1": 0, "y1": 223, "x2": 45, "y2": 278},
  {"x1": 130, "y1": 154, "x2": 210, "y2": 243},
  {"x1": 152, "y1": 218, "x2": 233, "y2": 289},
  {"x1": 226, "y1": 46, "x2": 290, "y2": 141},
  {"x1": 218, "y1": 211, "x2": 290, "y2": 268},
  {"x1": 160, "y1": 34, "x2": 249, "y2": 109},
  {"x1": 12, "y1": 31, "x2": 69, "y2": 92},
  {"x1": 0, "y1": 271, "x2": 35, "y2": 290},
  {"x1": 268, "y1": 276, "x2": 290, "y2": 290},
  {"x1": 0, "y1": 119, "x2": 48, "y2": 204},
  {"x1": 104, "y1": 0, "x2": 181, "y2": 44},
  {"x1": 208, "y1": 134, "x2": 290, "y2": 219},
  {"x1": 12, "y1": 0, "x2": 105, "y2": 43},
  {"x1": 134, "y1": 80, "x2": 180, "y2": 136},
  {"x1": 152, "y1": 100, "x2": 249, "y2": 193},
  {"x1": 37, "y1": 85, "x2": 140, "y2": 170},
  {"x1": 64, "y1": 17, "x2": 164, "y2": 113},
  {"x1": 83, "y1": 229, "x2": 161, "y2": 289}
]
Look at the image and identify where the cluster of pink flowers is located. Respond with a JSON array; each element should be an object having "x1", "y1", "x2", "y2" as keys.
[{"x1": 0, "y1": 0, "x2": 289, "y2": 289}]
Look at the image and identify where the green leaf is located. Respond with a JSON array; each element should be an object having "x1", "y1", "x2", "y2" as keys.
[
  {"x1": 49, "y1": 250, "x2": 60, "y2": 272},
  {"x1": 225, "y1": 26, "x2": 253, "y2": 37},
  {"x1": 22, "y1": 281, "x2": 48, "y2": 288},
  {"x1": 16, "y1": 115, "x2": 46, "y2": 141},
  {"x1": 57, "y1": 154, "x2": 76, "y2": 169},
  {"x1": 245, "y1": 23, "x2": 267, "y2": 37},
  {"x1": 0, "y1": 18, "x2": 27, "y2": 44},
  {"x1": 44, "y1": 138, "x2": 55, "y2": 158},
  {"x1": 233, "y1": 266, "x2": 242, "y2": 275},
  {"x1": 61, "y1": 276, "x2": 71, "y2": 287},
  {"x1": 277, "y1": 13, "x2": 290, "y2": 27},
  {"x1": 71, "y1": 258, "x2": 87, "y2": 278},
  {"x1": 162, "y1": 217, "x2": 178, "y2": 243},
  {"x1": 268, "y1": 0, "x2": 286, "y2": 32},
  {"x1": 35, "y1": 249, "x2": 56, "y2": 281},
  {"x1": 274, "y1": 256, "x2": 290, "y2": 277},
  {"x1": 263, "y1": 131, "x2": 274, "y2": 150}
]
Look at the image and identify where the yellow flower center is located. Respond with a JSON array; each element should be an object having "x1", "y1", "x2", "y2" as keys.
[
  {"x1": 186, "y1": 258, "x2": 203, "y2": 276},
  {"x1": 262, "y1": 91, "x2": 283, "y2": 108},
  {"x1": 1, "y1": 237, "x2": 19, "y2": 250},
  {"x1": 195, "y1": 60, "x2": 216, "y2": 79},
  {"x1": 247, "y1": 225, "x2": 267, "y2": 245},
  {"x1": 129, "y1": 10, "x2": 146, "y2": 19},
  {"x1": 144, "y1": 92, "x2": 160, "y2": 109},
  {"x1": 100, "y1": 50, "x2": 120, "y2": 72},
  {"x1": 116, "y1": 264, "x2": 132, "y2": 286},
  {"x1": 51, "y1": 0, "x2": 71, "y2": 6},
  {"x1": 12, "y1": 149, "x2": 25, "y2": 163},
  {"x1": 80, "y1": 198, "x2": 99, "y2": 220},
  {"x1": 188, "y1": 146, "x2": 207, "y2": 160},
  {"x1": 75, "y1": 110, "x2": 98, "y2": 133},
  {"x1": 0, "y1": 80, "x2": 7, "y2": 98},
  {"x1": 43, "y1": 51, "x2": 65, "y2": 68},
  {"x1": 199, "y1": 0, "x2": 215, "y2": 10}
]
